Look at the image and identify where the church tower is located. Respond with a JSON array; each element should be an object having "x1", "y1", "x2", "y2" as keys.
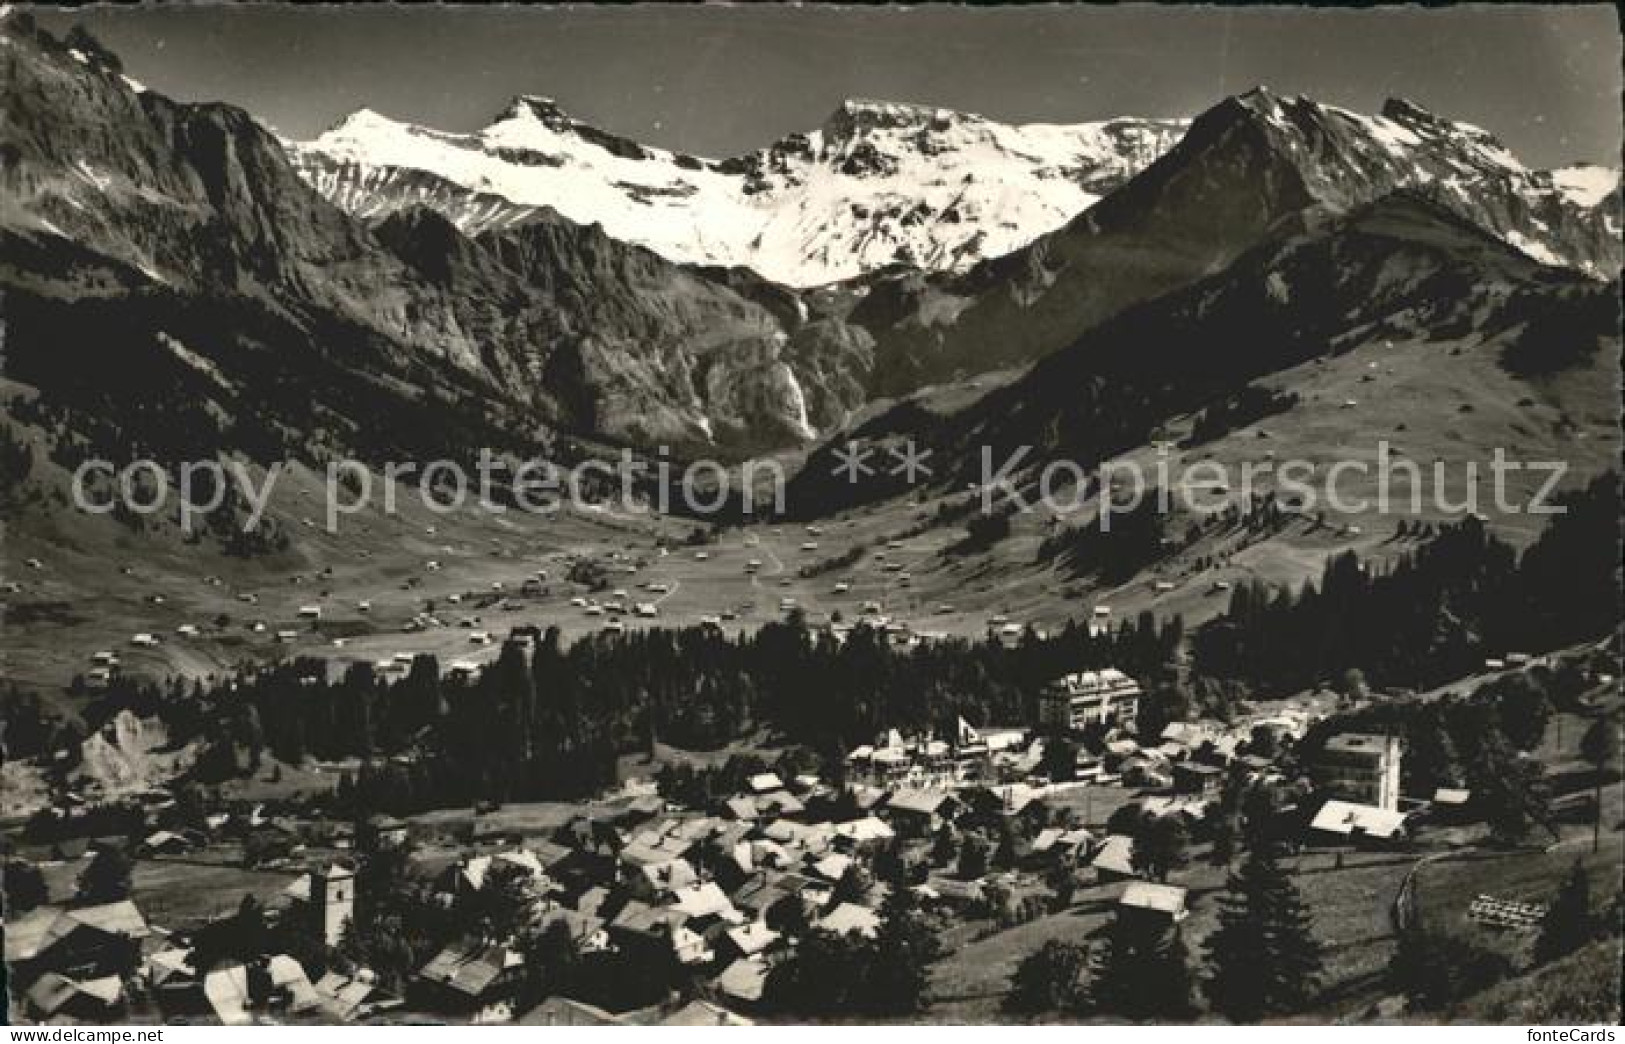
[{"x1": 310, "y1": 863, "x2": 355, "y2": 948}]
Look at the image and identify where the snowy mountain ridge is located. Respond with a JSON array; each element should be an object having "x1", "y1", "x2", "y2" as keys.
[{"x1": 288, "y1": 96, "x2": 1190, "y2": 286}]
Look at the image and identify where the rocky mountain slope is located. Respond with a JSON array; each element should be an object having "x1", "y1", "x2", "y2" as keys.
[
  {"x1": 0, "y1": 17, "x2": 867, "y2": 457},
  {"x1": 790, "y1": 189, "x2": 1620, "y2": 514},
  {"x1": 290, "y1": 96, "x2": 1189, "y2": 287},
  {"x1": 292, "y1": 85, "x2": 1618, "y2": 408},
  {"x1": 3, "y1": 18, "x2": 1618, "y2": 466},
  {"x1": 820, "y1": 88, "x2": 1621, "y2": 399}
]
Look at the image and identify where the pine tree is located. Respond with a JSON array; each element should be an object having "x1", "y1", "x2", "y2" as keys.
[
  {"x1": 1578, "y1": 718, "x2": 1618, "y2": 854},
  {"x1": 831, "y1": 864, "x2": 870, "y2": 907},
  {"x1": 1534, "y1": 861, "x2": 1595, "y2": 964},
  {"x1": 994, "y1": 822, "x2": 1020, "y2": 869},
  {"x1": 1203, "y1": 846, "x2": 1323, "y2": 1021},
  {"x1": 4, "y1": 859, "x2": 48, "y2": 913},
  {"x1": 1387, "y1": 925, "x2": 1511, "y2": 1010},
  {"x1": 1045, "y1": 859, "x2": 1077, "y2": 910},
  {"x1": 1474, "y1": 727, "x2": 1554, "y2": 844},
  {"x1": 864, "y1": 884, "x2": 941, "y2": 1015},
  {"x1": 1131, "y1": 815, "x2": 1188, "y2": 882},
  {"x1": 957, "y1": 834, "x2": 990, "y2": 880},
  {"x1": 765, "y1": 893, "x2": 810, "y2": 940},
  {"x1": 1039, "y1": 734, "x2": 1078, "y2": 782},
  {"x1": 1239, "y1": 782, "x2": 1282, "y2": 853},
  {"x1": 454, "y1": 862, "x2": 534, "y2": 945},
  {"x1": 1006, "y1": 939, "x2": 1089, "y2": 1015},
  {"x1": 874, "y1": 836, "x2": 909, "y2": 886},
  {"x1": 763, "y1": 927, "x2": 866, "y2": 1015},
  {"x1": 77, "y1": 846, "x2": 133, "y2": 904},
  {"x1": 1210, "y1": 820, "x2": 1236, "y2": 868},
  {"x1": 517, "y1": 918, "x2": 580, "y2": 1008},
  {"x1": 1093, "y1": 920, "x2": 1194, "y2": 1020}
]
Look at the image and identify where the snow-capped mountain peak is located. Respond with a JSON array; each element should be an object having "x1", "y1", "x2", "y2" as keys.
[
  {"x1": 1171, "y1": 87, "x2": 1619, "y2": 274},
  {"x1": 289, "y1": 97, "x2": 1188, "y2": 285},
  {"x1": 492, "y1": 93, "x2": 573, "y2": 127},
  {"x1": 289, "y1": 85, "x2": 1617, "y2": 286},
  {"x1": 1550, "y1": 164, "x2": 1621, "y2": 208}
]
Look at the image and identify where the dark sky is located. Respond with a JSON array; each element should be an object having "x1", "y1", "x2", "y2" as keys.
[{"x1": 36, "y1": 4, "x2": 1624, "y2": 168}]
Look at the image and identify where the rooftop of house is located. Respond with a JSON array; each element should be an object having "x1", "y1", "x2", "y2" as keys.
[
  {"x1": 659, "y1": 998, "x2": 754, "y2": 1026},
  {"x1": 760, "y1": 818, "x2": 835, "y2": 852},
  {"x1": 64, "y1": 899, "x2": 152, "y2": 939},
  {"x1": 635, "y1": 857, "x2": 699, "y2": 892},
  {"x1": 758, "y1": 791, "x2": 806, "y2": 816},
  {"x1": 611, "y1": 900, "x2": 689, "y2": 937},
  {"x1": 1310, "y1": 800, "x2": 1410, "y2": 838},
  {"x1": 724, "y1": 920, "x2": 780, "y2": 957},
  {"x1": 1323, "y1": 733, "x2": 1398, "y2": 755},
  {"x1": 1138, "y1": 795, "x2": 1210, "y2": 820},
  {"x1": 1048, "y1": 668, "x2": 1142, "y2": 697},
  {"x1": 267, "y1": 954, "x2": 323, "y2": 1013},
  {"x1": 669, "y1": 880, "x2": 736, "y2": 920},
  {"x1": 713, "y1": 957, "x2": 770, "y2": 1004},
  {"x1": 747, "y1": 772, "x2": 785, "y2": 794},
  {"x1": 817, "y1": 902, "x2": 881, "y2": 939},
  {"x1": 728, "y1": 872, "x2": 799, "y2": 913},
  {"x1": 11, "y1": 900, "x2": 153, "y2": 965},
  {"x1": 145, "y1": 947, "x2": 195, "y2": 987},
  {"x1": 810, "y1": 853, "x2": 855, "y2": 882},
  {"x1": 535, "y1": 904, "x2": 606, "y2": 946},
  {"x1": 315, "y1": 969, "x2": 397, "y2": 1022},
  {"x1": 5, "y1": 906, "x2": 64, "y2": 964},
  {"x1": 1031, "y1": 827, "x2": 1093, "y2": 852},
  {"x1": 417, "y1": 940, "x2": 521, "y2": 998},
  {"x1": 925, "y1": 876, "x2": 986, "y2": 901},
  {"x1": 1176, "y1": 761, "x2": 1225, "y2": 776},
  {"x1": 833, "y1": 816, "x2": 895, "y2": 843},
  {"x1": 518, "y1": 995, "x2": 626, "y2": 1026},
  {"x1": 884, "y1": 788, "x2": 954, "y2": 816},
  {"x1": 29, "y1": 971, "x2": 124, "y2": 1018},
  {"x1": 1090, "y1": 834, "x2": 1136, "y2": 875},
  {"x1": 1118, "y1": 881, "x2": 1188, "y2": 915}
]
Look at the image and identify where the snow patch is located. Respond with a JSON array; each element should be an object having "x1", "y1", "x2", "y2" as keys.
[
  {"x1": 158, "y1": 331, "x2": 231, "y2": 389},
  {"x1": 1550, "y1": 164, "x2": 1619, "y2": 208},
  {"x1": 1502, "y1": 230, "x2": 1564, "y2": 268}
]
